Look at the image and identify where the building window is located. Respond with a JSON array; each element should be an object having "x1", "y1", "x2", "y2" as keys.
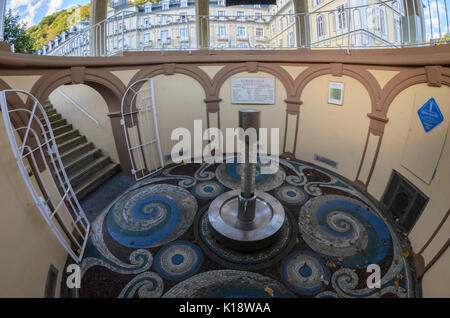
[
  {"x1": 316, "y1": 14, "x2": 325, "y2": 38},
  {"x1": 162, "y1": 0, "x2": 169, "y2": 10},
  {"x1": 279, "y1": 38, "x2": 283, "y2": 48},
  {"x1": 255, "y1": 12, "x2": 262, "y2": 20},
  {"x1": 179, "y1": 12, "x2": 188, "y2": 22},
  {"x1": 179, "y1": 27, "x2": 188, "y2": 40},
  {"x1": 161, "y1": 15, "x2": 169, "y2": 25},
  {"x1": 145, "y1": 4, "x2": 152, "y2": 13},
  {"x1": 218, "y1": 0, "x2": 225, "y2": 6},
  {"x1": 256, "y1": 27, "x2": 264, "y2": 38},
  {"x1": 335, "y1": 4, "x2": 347, "y2": 31},
  {"x1": 271, "y1": 24, "x2": 275, "y2": 37},
  {"x1": 218, "y1": 10, "x2": 226, "y2": 19},
  {"x1": 180, "y1": 0, "x2": 187, "y2": 8},
  {"x1": 161, "y1": 30, "x2": 169, "y2": 42},
  {"x1": 237, "y1": 11, "x2": 245, "y2": 19},
  {"x1": 372, "y1": 6, "x2": 387, "y2": 35},
  {"x1": 237, "y1": 26, "x2": 246, "y2": 37},
  {"x1": 143, "y1": 18, "x2": 150, "y2": 28},
  {"x1": 288, "y1": 9, "x2": 294, "y2": 24},
  {"x1": 143, "y1": 33, "x2": 151, "y2": 43},
  {"x1": 312, "y1": 0, "x2": 324, "y2": 8},
  {"x1": 278, "y1": 18, "x2": 283, "y2": 32},
  {"x1": 218, "y1": 25, "x2": 227, "y2": 38},
  {"x1": 288, "y1": 31, "x2": 294, "y2": 47}
]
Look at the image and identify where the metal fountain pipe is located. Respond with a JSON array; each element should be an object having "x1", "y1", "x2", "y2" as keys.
[{"x1": 237, "y1": 109, "x2": 260, "y2": 224}]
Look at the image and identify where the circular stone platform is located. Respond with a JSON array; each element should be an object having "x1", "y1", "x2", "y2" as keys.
[
  {"x1": 75, "y1": 157, "x2": 418, "y2": 298},
  {"x1": 105, "y1": 184, "x2": 197, "y2": 248}
]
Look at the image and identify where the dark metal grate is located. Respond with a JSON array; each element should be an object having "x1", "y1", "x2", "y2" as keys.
[{"x1": 381, "y1": 170, "x2": 429, "y2": 233}]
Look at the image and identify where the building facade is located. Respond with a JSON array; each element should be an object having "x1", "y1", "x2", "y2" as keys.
[{"x1": 39, "y1": 0, "x2": 409, "y2": 56}]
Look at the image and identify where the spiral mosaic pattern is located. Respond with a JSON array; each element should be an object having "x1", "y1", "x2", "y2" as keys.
[
  {"x1": 76, "y1": 157, "x2": 417, "y2": 298},
  {"x1": 192, "y1": 181, "x2": 224, "y2": 200},
  {"x1": 215, "y1": 159, "x2": 285, "y2": 192},
  {"x1": 154, "y1": 241, "x2": 203, "y2": 281},
  {"x1": 118, "y1": 272, "x2": 164, "y2": 298},
  {"x1": 106, "y1": 184, "x2": 197, "y2": 248},
  {"x1": 163, "y1": 270, "x2": 295, "y2": 298},
  {"x1": 298, "y1": 195, "x2": 391, "y2": 268},
  {"x1": 280, "y1": 251, "x2": 330, "y2": 295},
  {"x1": 274, "y1": 185, "x2": 308, "y2": 205}
]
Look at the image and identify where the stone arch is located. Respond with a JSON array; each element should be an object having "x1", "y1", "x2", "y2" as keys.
[
  {"x1": 355, "y1": 67, "x2": 450, "y2": 189},
  {"x1": 129, "y1": 64, "x2": 214, "y2": 98},
  {"x1": 211, "y1": 63, "x2": 295, "y2": 98},
  {"x1": 29, "y1": 68, "x2": 132, "y2": 173},
  {"x1": 380, "y1": 67, "x2": 450, "y2": 116},
  {"x1": 293, "y1": 64, "x2": 382, "y2": 114}
]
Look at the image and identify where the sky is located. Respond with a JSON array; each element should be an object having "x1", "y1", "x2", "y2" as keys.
[
  {"x1": 6, "y1": 0, "x2": 90, "y2": 27},
  {"x1": 4, "y1": 0, "x2": 450, "y2": 40}
]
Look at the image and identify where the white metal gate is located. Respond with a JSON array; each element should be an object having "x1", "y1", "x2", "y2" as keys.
[
  {"x1": 0, "y1": 90, "x2": 90, "y2": 263},
  {"x1": 121, "y1": 78, "x2": 164, "y2": 180}
]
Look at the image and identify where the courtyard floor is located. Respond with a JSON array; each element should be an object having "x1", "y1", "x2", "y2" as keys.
[{"x1": 70, "y1": 157, "x2": 420, "y2": 298}]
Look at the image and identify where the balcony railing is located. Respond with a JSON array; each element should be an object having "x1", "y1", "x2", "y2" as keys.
[{"x1": 43, "y1": 0, "x2": 450, "y2": 57}]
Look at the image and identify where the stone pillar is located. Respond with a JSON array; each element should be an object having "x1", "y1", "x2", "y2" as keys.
[
  {"x1": 282, "y1": 98, "x2": 303, "y2": 157},
  {"x1": 402, "y1": 0, "x2": 425, "y2": 45},
  {"x1": 90, "y1": 0, "x2": 108, "y2": 56},
  {"x1": 0, "y1": 0, "x2": 6, "y2": 42},
  {"x1": 195, "y1": 0, "x2": 210, "y2": 49},
  {"x1": 292, "y1": 0, "x2": 310, "y2": 48}
]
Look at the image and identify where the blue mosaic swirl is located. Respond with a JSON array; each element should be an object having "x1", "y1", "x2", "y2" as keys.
[
  {"x1": 280, "y1": 251, "x2": 330, "y2": 295},
  {"x1": 154, "y1": 241, "x2": 203, "y2": 281},
  {"x1": 298, "y1": 195, "x2": 391, "y2": 268},
  {"x1": 192, "y1": 181, "x2": 224, "y2": 200},
  {"x1": 106, "y1": 184, "x2": 197, "y2": 248},
  {"x1": 275, "y1": 185, "x2": 308, "y2": 205}
]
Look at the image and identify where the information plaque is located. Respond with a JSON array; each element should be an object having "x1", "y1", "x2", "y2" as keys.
[{"x1": 231, "y1": 77, "x2": 275, "y2": 105}]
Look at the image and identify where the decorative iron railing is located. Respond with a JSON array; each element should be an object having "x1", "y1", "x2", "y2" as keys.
[{"x1": 43, "y1": 0, "x2": 449, "y2": 57}]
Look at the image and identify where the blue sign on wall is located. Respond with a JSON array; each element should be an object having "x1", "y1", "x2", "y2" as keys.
[{"x1": 417, "y1": 98, "x2": 444, "y2": 133}]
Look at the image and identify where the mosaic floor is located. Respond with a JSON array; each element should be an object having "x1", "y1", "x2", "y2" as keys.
[{"x1": 75, "y1": 157, "x2": 419, "y2": 298}]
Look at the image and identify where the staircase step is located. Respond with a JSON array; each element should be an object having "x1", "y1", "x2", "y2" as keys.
[
  {"x1": 60, "y1": 142, "x2": 95, "y2": 164},
  {"x1": 44, "y1": 118, "x2": 67, "y2": 130},
  {"x1": 58, "y1": 135, "x2": 87, "y2": 153},
  {"x1": 64, "y1": 148, "x2": 102, "y2": 177},
  {"x1": 50, "y1": 124, "x2": 73, "y2": 138},
  {"x1": 69, "y1": 156, "x2": 112, "y2": 188},
  {"x1": 46, "y1": 108, "x2": 57, "y2": 117},
  {"x1": 55, "y1": 129, "x2": 80, "y2": 145},
  {"x1": 41, "y1": 113, "x2": 62, "y2": 123},
  {"x1": 74, "y1": 163, "x2": 120, "y2": 200}
]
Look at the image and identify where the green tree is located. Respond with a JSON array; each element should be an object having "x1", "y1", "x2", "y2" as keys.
[
  {"x1": 3, "y1": 9, "x2": 34, "y2": 53},
  {"x1": 128, "y1": 0, "x2": 159, "y2": 5}
]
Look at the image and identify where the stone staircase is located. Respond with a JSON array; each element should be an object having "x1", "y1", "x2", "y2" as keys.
[{"x1": 41, "y1": 100, "x2": 121, "y2": 200}]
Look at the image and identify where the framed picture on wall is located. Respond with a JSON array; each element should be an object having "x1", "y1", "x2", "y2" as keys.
[{"x1": 328, "y1": 82, "x2": 344, "y2": 105}]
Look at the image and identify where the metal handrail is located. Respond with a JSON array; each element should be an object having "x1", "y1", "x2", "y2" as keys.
[
  {"x1": 41, "y1": 0, "x2": 450, "y2": 56},
  {"x1": 55, "y1": 88, "x2": 100, "y2": 126}
]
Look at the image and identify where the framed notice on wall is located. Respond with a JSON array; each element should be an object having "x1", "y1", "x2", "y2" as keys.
[
  {"x1": 231, "y1": 77, "x2": 275, "y2": 105},
  {"x1": 328, "y1": 82, "x2": 344, "y2": 105}
]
